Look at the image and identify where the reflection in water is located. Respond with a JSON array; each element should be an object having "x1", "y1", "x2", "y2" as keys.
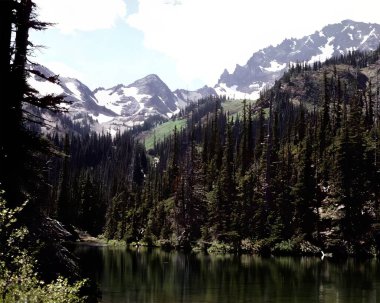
[{"x1": 74, "y1": 245, "x2": 379, "y2": 303}]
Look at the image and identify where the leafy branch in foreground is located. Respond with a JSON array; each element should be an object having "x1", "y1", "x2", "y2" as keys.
[{"x1": 0, "y1": 191, "x2": 85, "y2": 303}]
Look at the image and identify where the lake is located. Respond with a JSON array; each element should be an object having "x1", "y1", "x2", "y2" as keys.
[{"x1": 73, "y1": 245, "x2": 380, "y2": 303}]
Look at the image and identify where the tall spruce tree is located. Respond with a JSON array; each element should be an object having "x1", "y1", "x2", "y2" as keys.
[{"x1": 0, "y1": 0, "x2": 64, "y2": 210}]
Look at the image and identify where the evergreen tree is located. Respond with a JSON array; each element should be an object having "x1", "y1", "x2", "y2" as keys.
[
  {"x1": 209, "y1": 119, "x2": 238, "y2": 239},
  {"x1": 174, "y1": 141, "x2": 207, "y2": 247},
  {"x1": 292, "y1": 131, "x2": 317, "y2": 240},
  {"x1": 57, "y1": 134, "x2": 72, "y2": 224},
  {"x1": 0, "y1": 0, "x2": 64, "y2": 209}
]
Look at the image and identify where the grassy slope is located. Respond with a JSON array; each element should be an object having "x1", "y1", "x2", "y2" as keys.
[
  {"x1": 141, "y1": 99, "x2": 258, "y2": 150},
  {"x1": 142, "y1": 119, "x2": 187, "y2": 150}
]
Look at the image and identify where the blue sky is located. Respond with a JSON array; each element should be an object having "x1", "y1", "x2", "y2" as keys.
[{"x1": 32, "y1": 0, "x2": 380, "y2": 91}]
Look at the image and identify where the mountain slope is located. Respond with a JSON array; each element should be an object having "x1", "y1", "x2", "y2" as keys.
[
  {"x1": 215, "y1": 19, "x2": 380, "y2": 99},
  {"x1": 28, "y1": 65, "x2": 117, "y2": 133}
]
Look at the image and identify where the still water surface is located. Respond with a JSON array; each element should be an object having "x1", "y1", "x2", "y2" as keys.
[{"x1": 74, "y1": 245, "x2": 380, "y2": 303}]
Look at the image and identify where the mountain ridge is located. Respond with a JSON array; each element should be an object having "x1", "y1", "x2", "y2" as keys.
[{"x1": 215, "y1": 19, "x2": 380, "y2": 99}]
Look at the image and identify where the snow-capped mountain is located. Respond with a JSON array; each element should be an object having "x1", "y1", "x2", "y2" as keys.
[
  {"x1": 93, "y1": 74, "x2": 180, "y2": 130},
  {"x1": 215, "y1": 20, "x2": 380, "y2": 99},
  {"x1": 28, "y1": 65, "x2": 215, "y2": 134}
]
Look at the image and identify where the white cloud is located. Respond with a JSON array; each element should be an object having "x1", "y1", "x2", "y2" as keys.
[
  {"x1": 35, "y1": 0, "x2": 127, "y2": 33},
  {"x1": 128, "y1": 0, "x2": 380, "y2": 86}
]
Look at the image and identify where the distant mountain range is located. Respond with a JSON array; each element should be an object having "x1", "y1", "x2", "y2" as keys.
[
  {"x1": 29, "y1": 19, "x2": 380, "y2": 134},
  {"x1": 215, "y1": 19, "x2": 380, "y2": 99}
]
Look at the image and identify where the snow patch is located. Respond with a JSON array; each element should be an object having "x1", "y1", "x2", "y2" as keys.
[
  {"x1": 263, "y1": 60, "x2": 287, "y2": 72},
  {"x1": 308, "y1": 37, "x2": 335, "y2": 64},
  {"x1": 346, "y1": 46, "x2": 357, "y2": 52},
  {"x1": 59, "y1": 102, "x2": 70, "y2": 110},
  {"x1": 28, "y1": 76, "x2": 64, "y2": 96},
  {"x1": 249, "y1": 83, "x2": 261, "y2": 89},
  {"x1": 95, "y1": 89, "x2": 122, "y2": 115},
  {"x1": 305, "y1": 36, "x2": 314, "y2": 44},
  {"x1": 109, "y1": 128, "x2": 117, "y2": 137},
  {"x1": 319, "y1": 30, "x2": 325, "y2": 37},
  {"x1": 361, "y1": 28, "x2": 376, "y2": 45},
  {"x1": 215, "y1": 83, "x2": 261, "y2": 100},
  {"x1": 94, "y1": 86, "x2": 150, "y2": 116},
  {"x1": 135, "y1": 102, "x2": 145, "y2": 115},
  {"x1": 121, "y1": 87, "x2": 150, "y2": 103},
  {"x1": 125, "y1": 120, "x2": 143, "y2": 128},
  {"x1": 348, "y1": 33, "x2": 353, "y2": 40},
  {"x1": 89, "y1": 113, "x2": 114, "y2": 124},
  {"x1": 66, "y1": 82, "x2": 81, "y2": 98}
]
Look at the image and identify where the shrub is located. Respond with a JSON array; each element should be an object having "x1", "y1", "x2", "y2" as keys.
[{"x1": 0, "y1": 191, "x2": 86, "y2": 303}]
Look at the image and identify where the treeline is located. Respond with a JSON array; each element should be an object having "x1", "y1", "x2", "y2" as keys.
[{"x1": 50, "y1": 48, "x2": 380, "y2": 256}]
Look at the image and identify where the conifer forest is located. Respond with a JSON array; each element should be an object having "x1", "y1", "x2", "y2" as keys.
[{"x1": 49, "y1": 48, "x2": 380, "y2": 257}]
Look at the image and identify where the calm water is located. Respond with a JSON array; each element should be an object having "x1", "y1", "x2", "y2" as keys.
[{"x1": 73, "y1": 245, "x2": 380, "y2": 303}]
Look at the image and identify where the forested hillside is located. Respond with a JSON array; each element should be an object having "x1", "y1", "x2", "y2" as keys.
[{"x1": 49, "y1": 47, "x2": 380, "y2": 257}]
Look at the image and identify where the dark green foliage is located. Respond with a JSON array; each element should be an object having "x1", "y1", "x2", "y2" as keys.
[
  {"x1": 174, "y1": 141, "x2": 207, "y2": 247},
  {"x1": 0, "y1": 2, "x2": 89, "y2": 299},
  {"x1": 0, "y1": 0, "x2": 65, "y2": 210},
  {"x1": 45, "y1": 48, "x2": 380, "y2": 256},
  {"x1": 292, "y1": 131, "x2": 317, "y2": 240}
]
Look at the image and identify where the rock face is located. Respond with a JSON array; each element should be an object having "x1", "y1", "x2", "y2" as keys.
[
  {"x1": 174, "y1": 86, "x2": 218, "y2": 108},
  {"x1": 215, "y1": 20, "x2": 380, "y2": 99}
]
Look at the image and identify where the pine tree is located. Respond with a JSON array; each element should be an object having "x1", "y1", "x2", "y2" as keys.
[
  {"x1": 174, "y1": 141, "x2": 207, "y2": 247},
  {"x1": 255, "y1": 107, "x2": 266, "y2": 161},
  {"x1": 331, "y1": 92, "x2": 372, "y2": 251},
  {"x1": 57, "y1": 134, "x2": 72, "y2": 224},
  {"x1": 209, "y1": 119, "x2": 238, "y2": 240},
  {"x1": 239, "y1": 100, "x2": 249, "y2": 175},
  {"x1": 0, "y1": 0, "x2": 64, "y2": 209},
  {"x1": 319, "y1": 71, "x2": 330, "y2": 157},
  {"x1": 292, "y1": 131, "x2": 317, "y2": 240}
]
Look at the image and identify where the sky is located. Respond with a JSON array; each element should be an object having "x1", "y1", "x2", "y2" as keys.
[{"x1": 31, "y1": 0, "x2": 380, "y2": 91}]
